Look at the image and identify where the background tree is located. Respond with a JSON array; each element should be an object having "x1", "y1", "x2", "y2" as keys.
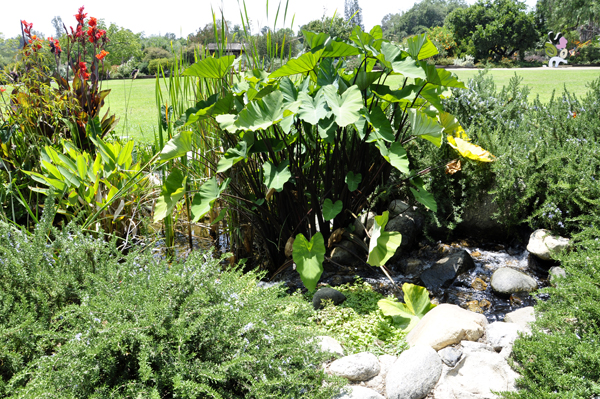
[
  {"x1": 301, "y1": 16, "x2": 353, "y2": 42},
  {"x1": 104, "y1": 23, "x2": 143, "y2": 65},
  {"x1": 344, "y1": 0, "x2": 364, "y2": 30},
  {"x1": 447, "y1": 0, "x2": 538, "y2": 60},
  {"x1": 381, "y1": 0, "x2": 466, "y2": 41},
  {"x1": 0, "y1": 34, "x2": 20, "y2": 69},
  {"x1": 535, "y1": 0, "x2": 600, "y2": 41},
  {"x1": 51, "y1": 16, "x2": 64, "y2": 38},
  {"x1": 188, "y1": 20, "x2": 232, "y2": 45},
  {"x1": 255, "y1": 28, "x2": 297, "y2": 60}
]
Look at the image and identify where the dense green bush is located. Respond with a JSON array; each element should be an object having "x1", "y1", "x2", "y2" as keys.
[
  {"x1": 410, "y1": 72, "x2": 600, "y2": 237},
  {"x1": 504, "y1": 227, "x2": 600, "y2": 398},
  {"x1": 0, "y1": 206, "x2": 344, "y2": 398},
  {"x1": 148, "y1": 57, "x2": 173, "y2": 75}
]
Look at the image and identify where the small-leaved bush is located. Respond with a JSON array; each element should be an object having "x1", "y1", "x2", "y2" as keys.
[
  {"x1": 0, "y1": 205, "x2": 344, "y2": 398},
  {"x1": 503, "y1": 226, "x2": 600, "y2": 398},
  {"x1": 311, "y1": 279, "x2": 408, "y2": 356}
]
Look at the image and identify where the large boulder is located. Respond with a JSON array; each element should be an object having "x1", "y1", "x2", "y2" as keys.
[
  {"x1": 420, "y1": 250, "x2": 476, "y2": 291},
  {"x1": 490, "y1": 267, "x2": 537, "y2": 295},
  {"x1": 527, "y1": 229, "x2": 570, "y2": 261},
  {"x1": 330, "y1": 240, "x2": 361, "y2": 266},
  {"x1": 456, "y1": 190, "x2": 509, "y2": 241},
  {"x1": 485, "y1": 322, "x2": 523, "y2": 352},
  {"x1": 313, "y1": 287, "x2": 347, "y2": 310},
  {"x1": 315, "y1": 336, "x2": 344, "y2": 356},
  {"x1": 386, "y1": 344, "x2": 442, "y2": 399},
  {"x1": 385, "y1": 213, "x2": 417, "y2": 253},
  {"x1": 432, "y1": 341, "x2": 520, "y2": 398},
  {"x1": 438, "y1": 346, "x2": 463, "y2": 367},
  {"x1": 329, "y1": 352, "x2": 381, "y2": 381},
  {"x1": 406, "y1": 304, "x2": 488, "y2": 350}
]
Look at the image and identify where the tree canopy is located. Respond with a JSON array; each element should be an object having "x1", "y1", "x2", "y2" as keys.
[
  {"x1": 344, "y1": 0, "x2": 364, "y2": 30},
  {"x1": 447, "y1": 0, "x2": 538, "y2": 60},
  {"x1": 535, "y1": 0, "x2": 600, "y2": 41},
  {"x1": 301, "y1": 16, "x2": 353, "y2": 42}
]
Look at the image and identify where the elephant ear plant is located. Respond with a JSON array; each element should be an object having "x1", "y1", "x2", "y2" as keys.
[{"x1": 156, "y1": 26, "x2": 494, "y2": 291}]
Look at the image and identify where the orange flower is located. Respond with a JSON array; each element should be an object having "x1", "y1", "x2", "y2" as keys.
[
  {"x1": 0, "y1": 87, "x2": 6, "y2": 93},
  {"x1": 88, "y1": 17, "x2": 97, "y2": 28},
  {"x1": 96, "y1": 50, "x2": 109, "y2": 60}
]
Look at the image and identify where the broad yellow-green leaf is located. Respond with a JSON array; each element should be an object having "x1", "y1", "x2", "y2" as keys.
[
  {"x1": 409, "y1": 109, "x2": 443, "y2": 147},
  {"x1": 448, "y1": 135, "x2": 495, "y2": 162},
  {"x1": 183, "y1": 55, "x2": 235, "y2": 79},
  {"x1": 410, "y1": 177, "x2": 437, "y2": 212},
  {"x1": 392, "y1": 57, "x2": 426, "y2": 79},
  {"x1": 323, "y1": 198, "x2": 343, "y2": 220},
  {"x1": 153, "y1": 168, "x2": 187, "y2": 222},
  {"x1": 235, "y1": 91, "x2": 285, "y2": 131},
  {"x1": 263, "y1": 160, "x2": 291, "y2": 192},
  {"x1": 216, "y1": 139, "x2": 252, "y2": 173},
  {"x1": 160, "y1": 131, "x2": 193, "y2": 162},
  {"x1": 269, "y1": 51, "x2": 322, "y2": 78},
  {"x1": 405, "y1": 34, "x2": 439, "y2": 60},
  {"x1": 377, "y1": 42, "x2": 404, "y2": 70},
  {"x1": 377, "y1": 141, "x2": 409, "y2": 174},
  {"x1": 361, "y1": 107, "x2": 394, "y2": 143},
  {"x1": 323, "y1": 85, "x2": 363, "y2": 127},
  {"x1": 321, "y1": 41, "x2": 360, "y2": 57},
  {"x1": 292, "y1": 232, "x2": 325, "y2": 292},
  {"x1": 345, "y1": 171, "x2": 362, "y2": 192},
  {"x1": 367, "y1": 211, "x2": 403, "y2": 267},
  {"x1": 424, "y1": 64, "x2": 466, "y2": 89},
  {"x1": 297, "y1": 90, "x2": 330, "y2": 125},
  {"x1": 378, "y1": 283, "x2": 435, "y2": 331},
  {"x1": 371, "y1": 84, "x2": 419, "y2": 103},
  {"x1": 190, "y1": 177, "x2": 228, "y2": 223}
]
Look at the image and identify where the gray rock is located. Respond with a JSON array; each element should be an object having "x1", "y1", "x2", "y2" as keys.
[
  {"x1": 460, "y1": 340, "x2": 495, "y2": 353},
  {"x1": 406, "y1": 304, "x2": 488, "y2": 350},
  {"x1": 433, "y1": 345, "x2": 519, "y2": 398},
  {"x1": 331, "y1": 240, "x2": 361, "y2": 265},
  {"x1": 388, "y1": 199, "x2": 410, "y2": 216},
  {"x1": 438, "y1": 346, "x2": 463, "y2": 367},
  {"x1": 420, "y1": 250, "x2": 476, "y2": 291},
  {"x1": 329, "y1": 352, "x2": 381, "y2": 381},
  {"x1": 457, "y1": 190, "x2": 509, "y2": 241},
  {"x1": 485, "y1": 322, "x2": 522, "y2": 351},
  {"x1": 504, "y1": 306, "x2": 535, "y2": 333},
  {"x1": 386, "y1": 344, "x2": 442, "y2": 399},
  {"x1": 337, "y1": 386, "x2": 385, "y2": 399},
  {"x1": 313, "y1": 287, "x2": 347, "y2": 310},
  {"x1": 527, "y1": 229, "x2": 570, "y2": 261},
  {"x1": 315, "y1": 336, "x2": 344, "y2": 356},
  {"x1": 549, "y1": 266, "x2": 567, "y2": 284},
  {"x1": 385, "y1": 213, "x2": 417, "y2": 253},
  {"x1": 490, "y1": 267, "x2": 537, "y2": 295},
  {"x1": 354, "y1": 212, "x2": 376, "y2": 239}
]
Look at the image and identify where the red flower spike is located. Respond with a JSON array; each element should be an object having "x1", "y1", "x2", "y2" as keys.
[{"x1": 89, "y1": 17, "x2": 97, "y2": 28}]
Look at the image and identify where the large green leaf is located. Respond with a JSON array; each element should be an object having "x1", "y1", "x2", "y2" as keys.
[
  {"x1": 424, "y1": 65, "x2": 466, "y2": 89},
  {"x1": 367, "y1": 211, "x2": 403, "y2": 267},
  {"x1": 292, "y1": 233, "x2": 325, "y2": 292},
  {"x1": 323, "y1": 85, "x2": 363, "y2": 127},
  {"x1": 345, "y1": 171, "x2": 362, "y2": 192},
  {"x1": 405, "y1": 34, "x2": 439, "y2": 60},
  {"x1": 409, "y1": 109, "x2": 443, "y2": 147},
  {"x1": 263, "y1": 160, "x2": 291, "y2": 192},
  {"x1": 377, "y1": 42, "x2": 404, "y2": 70},
  {"x1": 410, "y1": 177, "x2": 437, "y2": 212},
  {"x1": 321, "y1": 41, "x2": 360, "y2": 58},
  {"x1": 297, "y1": 90, "x2": 330, "y2": 125},
  {"x1": 323, "y1": 199, "x2": 343, "y2": 221},
  {"x1": 235, "y1": 91, "x2": 285, "y2": 131},
  {"x1": 279, "y1": 77, "x2": 299, "y2": 104},
  {"x1": 154, "y1": 168, "x2": 187, "y2": 222},
  {"x1": 269, "y1": 51, "x2": 322, "y2": 78},
  {"x1": 183, "y1": 55, "x2": 235, "y2": 79},
  {"x1": 190, "y1": 177, "x2": 228, "y2": 222},
  {"x1": 216, "y1": 137, "x2": 252, "y2": 173},
  {"x1": 371, "y1": 84, "x2": 419, "y2": 103},
  {"x1": 378, "y1": 283, "x2": 436, "y2": 331},
  {"x1": 160, "y1": 131, "x2": 193, "y2": 162},
  {"x1": 361, "y1": 107, "x2": 394, "y2": 143},
  {"x1": 419, "y1": 83, "x2": 445, "y2": 112},
  {"x1": 377, "y1": 141, "x2": 409, "y2": 174},
  {"x1": 391, "y1": 57, "x2": 426, "y2": 80},
  {"x1": 316, "y1": 58, "x2": 338, "y2": 87}
]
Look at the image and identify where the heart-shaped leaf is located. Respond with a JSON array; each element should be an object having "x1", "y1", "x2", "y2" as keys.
[
  {"x1": 183, "y1": 55, "x2": 235, "y2": 79},
  {"x1": 378, "y1": 283, "x2": 435, "y2": 331},
  {"x1": 345, "y1": 171, "x2": 362, "y2": 192},
  {"x1": 323, "y1": 85, "x2": 363, "y2": 127},
  {"x1": 263, "y1": 160, "x2": 291, "y2": 192},
  {"x1": 367, "y1": 211, "x2": 403, "y2": 267},
  {"x1": 323, "y1": 198, "x2": 343, "y2": 220},
  {"x1": 292, "y1": 232, "x2": 325, "y2": 292}
]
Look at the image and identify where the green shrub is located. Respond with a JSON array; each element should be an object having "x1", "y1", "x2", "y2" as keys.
[
  {"x1": 503, "y1": 227, "x2": 600, "y2": 398},
  {"x1": 0, "y1": 206, "x2": 344, "y2": 398},
  {"x1": 148, "y1": 57, "x2": 173, "y2": 75}
]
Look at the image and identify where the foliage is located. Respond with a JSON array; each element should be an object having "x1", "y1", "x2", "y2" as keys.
[
  {"x1": 381, "y1": 0, "x2": 466, "y2": 41},
  {"x1": 156, "y1": 26, "x2": 493, "y2": 290},
  {"x1": 378, "y1": 283, "x2": 436, "y2": 332},
  {"x1": 344, "y1": 0, "x2": 364, "y2": 30},
  {"x1": 447, "y1": 0, "x2": 539, "y2": 61},
  {"x1": 427, "y1": 25, "x2": 458, "y2": 58},
  {"x1": 103, "y1": 23, "x2": 143, "y2": 66},
  {"x1": 148, "y1": 57, "x2": 174, "y2": 75},
  {"x1": 0, "y1": 206, "x2": 345, "y2": 398},
  {"x1": 143, "y1": 46, "x2": 173, "y2": 62},
  {"x1": 311, "y1": 279, "x2": 408, "y2": 355},
  {"x1": 535, "y1": 0, "x2": 600, "y2": 41},
  {"x1": 254, "y1": 28, "x2": 297, "y2": 60},
  {"x1": 503, "y1": 227, "x2": 600, "y2": 399},
  {"x1": 301, "y1": 16, "x2": 354, "y2": 43}
]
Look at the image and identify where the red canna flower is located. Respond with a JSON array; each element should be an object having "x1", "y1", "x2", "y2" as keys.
[
  {"x1": 0, "y1": 87, "x2": 6, "y2": 93},
  {"x1": 75, "y1": 6, "x2": 87, "y2": 24},
  {"x1": 88, "y1": 17, "x2": 97, "y2": 28},
  {"x1": 96, "y1": 49, "x2": 109, "y2": 60}
]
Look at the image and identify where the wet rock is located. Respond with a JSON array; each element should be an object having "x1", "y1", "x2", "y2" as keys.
[
  {"x1": 354, "y1": 212, "x2": 376, "y2": 239},
  {"x1": 466, "y1": 299, "x2": 491, "y2": 314},
  {"x1": 491, "y1": 267, "x2": 537, "y2": 295},
  {"x1": 433, "y1": 343, "x2": 519, "y2": 398},
  {"x1": 329, "y1": 352, "x2": 380, "y2": 381},
  {"x1": 406, "y1": 304, "x2": 488, "y2": 350},
  {"x1": 438, "y1": 346, "x2": 463, "y2": 367},
  {"x1": 504, "y1": 306, "x2": 535, "y2": 334},
  {"x1": 486, "y1": 322, "x2": 522, "y2": 351},
  {"x1": 386, "y1": 344, "x2": 442, "y2": 399},
  {"x1": 337, "y1": 386, "x2": 384, "y2": 399},
  {"x1": 385, "y1": 213, "x2": 417, "y2": 253},
  {"x1": 331, "y1": 240, "x2": 361, "y2": 266},
  {"x1": 549, "y1": 266, "x2": 567, "y2": 284},
  {"x1": 315, "y1": 336, "x2": 344, "y2": 356},
  {"x1": 471, "y1": 277, "x2": 488, "y2": 291},
  {"x1": 527, "y1": 229, "x2": 570, "y2": 261},
  {"x1": 313, "y1": 287, "x2": 347, "y2": 310},
  {"x1": 388, "y1": 199, "x2": 410, "y2": 216},
  {"x1": 401, "y1": 258, "x2": 425, "y2": 276},
  {"x1": 456, "y1": 190, "x2": 509, "y2": 241},
  {"x1": 420, "y1": 250, "x2": 476, "y2": 291}
]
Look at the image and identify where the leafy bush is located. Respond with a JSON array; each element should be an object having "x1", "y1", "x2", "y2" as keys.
[
  {"x1": 504, "y1": 227, "x2": 600, "y2": 398},
  {"x1": 148, "y1": 57, "x2": 173, "y2": 75},
  {"x1": 0, "y1": 206, "x2": 344, "y2": 398}
]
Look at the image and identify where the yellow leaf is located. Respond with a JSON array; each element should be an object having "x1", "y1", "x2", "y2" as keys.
[{"x1": 448, "y1": 135, "x2": 495, "y2": 162}]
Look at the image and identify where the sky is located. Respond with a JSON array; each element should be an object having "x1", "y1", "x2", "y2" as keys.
[{"x1": 1, "y1": 0, "x2": 538, "y2": 40}]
